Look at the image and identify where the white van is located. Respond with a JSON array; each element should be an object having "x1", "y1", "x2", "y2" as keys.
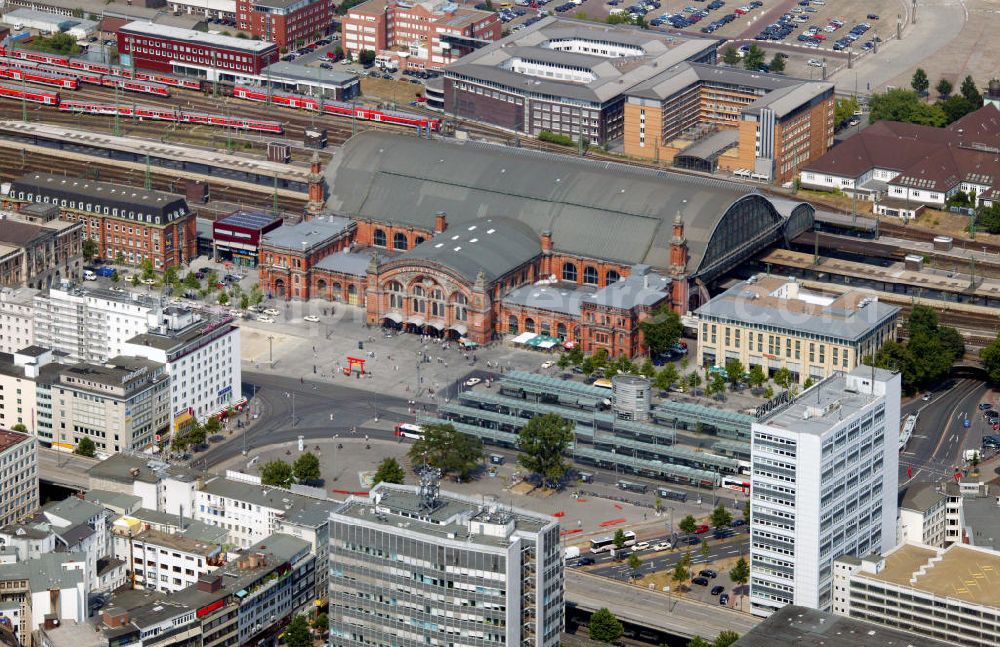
[{"x1": 83, "y1": 270, "x2": 97, "y2": 281}]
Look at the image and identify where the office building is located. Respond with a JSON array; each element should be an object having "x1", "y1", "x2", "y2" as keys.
[
  {"x1": 33, "y1": 285, "x2": 161, "y2": 364},
  {"x1": 341, "y1": 0, "x2": 500, "y2": 72},
  {"x1": 0, "y1": 288, "x2": 37, "y2": 355},
  {"x1": 0, "y1": 347, "x2": 65, "y2": 441},
  {"x1": 118, "y1": 21, "x2": 280, "y2": 76},
  {"x1": 834, "y1": 542, "x2": 1000, "y2": 647},
  {"x1": 695, "y1": 274, "x2": 899, "y2": 384},
  {"x1": 442, "y1": 17, "x2": 717, "y2": 144},
  {"x1": 898, "y1": 481, "x2": 948, "y2": 548},
  {"x1": 0, "y1": 206, "x2": 84, "y2": 289},
  {"x1": 749, "y1": 365, "x2": 900, "y2": 617},
  {"x1": 210, "y1": 210, "x2": 282, "y2": 268},
  {"x1": 0, "y1": 429, "x2": 37, "y2": 527},
  {"x1": 732, "y1": 604, "x2": 951, "y2": 647},
  {"x1": 329, "y1": 479, "x2": 564, "y2": 647},
  {"x1": 5, "y1": 173, "x2": 196, "y2": 269},
  {"x1": 123, "y1": 307, "x2": 242, "y2": 425},
  {"x1": 111, "y1": 515, "x2": 224, "y2": 593},
  {"x1": 236, "y1": 0, "x2": 333, "y2": 48},
  {"x1": 88, "y1": 454, "x2": 201, "y2": 516},
  {"x1": 0, "y1": 553, "x2": 88, "y2": 646},
  {"x1": 52, "y1": 356, "x2": 171, "y2": 455}
]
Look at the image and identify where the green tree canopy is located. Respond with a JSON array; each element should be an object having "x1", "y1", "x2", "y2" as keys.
[
  {"x1": 709, "y1": 505, "x2": 733, "y2": 530},
  {"x1": 293, "y1": 452, "x2": 321, "y2": 482},
  {"x1": 911, "y1": 67, "x2": 929, "y2": 95},
  {"x1": 678, "y1": 514, "x2": 697, "y2": 534},
  {"x1": 936, "y1": 78, "x2": 953, "y2": 97},
  {"x1": 613, "y1": 528, "x2": 628, "y2": 550},
  {"x1": 725, "y1": 359, "x2": 744, "y2": 387},
  {"x1": 687, "y1": 637, "x2": 711, "y2": 647},
  {"x1": 372, "y1": 457, "x2": 406, "y2": 485},
  {"x1": 939, "y1": 95, "x2": 976, "y2": 123},
  {"x1": 283, "y1": 615, "x2": 312, "y2": 647},
  {"x1": 312, "y1": 612, "x2": 328, "y2": 632},
  {"x1": 654, "y1": 364, "x2": 680, "y2": 391},
  {"x1": 729, "y1": 556, "x2": 750, "y2": 609},
  {"x1": 768, "y1": 52, "x2": 786, "y2": 74},
  {"x1": 75, "y1": 437, "x2": 96, "y2": 457},
  {"x1": 672, "y1": 557, "x2": 690, "y2": 591},
  {"x1": 517, "y1": 413, "x2": 575, "y2": 487},
  {"x1": 773, "y1": 367, "x2": 793, "y2": 389},
  {"x1": 82, "y1": 239, "x2": 99, "y2": 261},
  {"x1": 961, "y1": 75, "x2": 984, "y2": 107},
  {"x1": 639, "y1": 306, "x2": 683, "y2": 355},
  {"x1": 742, "y1": 44, "x2": 765, "y2": 71},
  {"x1": 28, "y1": 32, "x2": 81, "y2": 55},
  {"x1": 870, "y1": 88, "x2": 945, "y2": 125},
  {"x1": 588, "y1": 608, "x2": 624, "y2": 644},
  {"x1": 628, "y1": 551, "x2": 642, "y2": 576},
  {"x1": 714, "y1": 630, "x2": 741, "y2": 647},
  {"x1": 10, "y1": 423, "x2": 27, "y2": 433},
  {"x1": 722, "y1": 46, "x2": 739, "y2": 66},
  {"x1": 748, "y1": 365, "x2": 766, "y2": 388},
  {"x1": 408, "y1": 423, "x2": 483, "y2": 480},
  {"x1": 981, "y1": 334, "x2": 1000, "y2": 383},
  {"x1": 260, "y1": 459, "x2": 293, "y2": 487},
  {"x1": 834, "y1": 96, "x2": 860, "y2": 125}
]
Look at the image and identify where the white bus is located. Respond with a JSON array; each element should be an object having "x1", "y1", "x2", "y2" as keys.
[
  {"x1": 394, "y1": 423, "x2": 424, "y2": 440},
  {"x1": 590, "y1": 530, "x2": 636, "y2": 554}
]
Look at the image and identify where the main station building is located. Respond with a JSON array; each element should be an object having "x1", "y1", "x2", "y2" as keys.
[{"x1": 258, "y1": 132, "x2": 813, "y2": 357}]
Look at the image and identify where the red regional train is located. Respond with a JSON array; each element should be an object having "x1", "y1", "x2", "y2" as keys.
[
  {"x1": 0, "y1": 81, "x2": 59, "y2": 105},
  {"x1": 232, "y1": 86, "x2": 441, "y2": 130},
  {"x1": 0, "y1": 61, "x2": 78, "y2": 89},
  {"x1": 58, "y1": 100, "x2": 283, "y2": 133}
]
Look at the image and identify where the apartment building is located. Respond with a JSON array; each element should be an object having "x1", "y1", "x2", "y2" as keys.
[
  {"x1": 749, "y1": 366, "x2": 900, "y2": 617},
  {"x1": 88, "y1": 454, "x2": 202, "y2": 515},
  {"x1": 329, "y1": 479, "x2": 564, "y2": 647},
  {"x1": 124, "y1": 308, "x2": 242, "y2": 425},
  {"x1": 0, "y1": 429, "x2": 37, "y2": 528},
  {"x1": 0, "y1": 288, "x2": 37, "y2": 355},
  {"x1": 898, "y1": 481, "x2": 948, "y2": 548},
  {"x1": 623, "y1": 63, "x2": 834, "y2": 183},
  {"x1": 695, "y1": 274, "x2": 900, "y2": 384},
  {"x1": 34, "y1": 286, "x2": 161, "y2": 364},
  {"x1": 0, "y1": 347, "x2": 64, "y2": 441},
  {"x1": 112, "y1": 515, "x2": 224, "y2": 593},
  {"x1": 52, "y1": 356, "x2": 171, "y2": 455},
  {"x1": 341, "y1": 0, "x2": 500, "y2": 72},
  {"x1": 5, "y1": 173, "x2": 196, "y2": 269},
  {"x1": 0, "y1": 552, "x2": 87, "y2": 646},
  {"x1": 0, "y1": 206, "x2": 84, "y2": 289},
  {"x1": 834, "y1": 542, "x2": 1000, "y2": 647},
  {"x1": 35, "y1": 497, "x2": 109, "y2": 591}
]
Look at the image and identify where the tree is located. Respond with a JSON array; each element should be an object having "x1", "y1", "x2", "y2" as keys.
[
  {"x1": 687, "y1": 638, "x2": 711, "y2": 647},
  {"x1": 939, "y1": 95, "x2": 975, "y2": 123},
  {"x1": 725, "y1": 359, "x2": 744, "y2": 387},
  {"x1": 184, "y1": 272, "x2": 200, "y2": 289},
  {"x1": 742, "y1": 44, "x2": 765, "y2": 71},
  {"x1": 773, "y1": 367, "x2": 793, "y2": 389},
  {"x1": 163, "y1": 265, "x2": 178, "y2": 287},
  {"x1": 74, "y1": 437, "x2": 96, "y2": 458},
  {"x1": 409, "y1": 422, "x2": 483, "y2": 480},
  {"x1": 249, "y1": 283, "x2": 264, "y2": 305},
  {"x1": 961, "y1": 75, "x2": 983, "y2": 108},
  {"x1": 687, "y1": 372, "x2": 702, "y2": 392},
  {"x1": 714, "y1": 630, "x2": 741, "y2": 647},
  {"x1": 588, "y1": 608, "x2": 624, "y2": 644},
  {"x1": 729, "y1": 556, "x2": 750, "y2": 610},
  {"x1": 981, "y1": 334, "x2": 1000, "y2": 383},
  {"x1": 709, "y1": 505, "x2": 733, "y2": 530},
  {"x1": 204, "y1": 416, "x2": 222, "y2": 434},
  {"x1": 218, "y1": 292, "x2": 230, "y2": 306},
  {"x1": 708, "y1": 373, "x2": 727, "y2": 398},
  {"x1": 671, "y1": 553, "x2": 691, "y2": 591},
  {"x1": 803, "y1": 376, "x2": 815, "y2": 389},
  {"x1": 936, "y1": 78, "x2": 953, "y2": 98},
  {"x1": 372, "y1": 457, "x2": 406, "y2": 485},
  {"x1": 10, "y1": 423, "x2": 27, "y2": 433},
  {"x1": 283, "y1": 615, "x2": 312, "y2": 647},
  {"x1": 358, "y1": 49, "x2": 376, "y2": 65},
  {"x1": 911, "y1": 68, "x2": 929, "y2": 95},
  {"x1": 517, "y1": 413, "x2": 574, "y2": 487},
  {"x1": 29, "y1": 32, "x2": 81, "y2": 55},
  {"x1": 260, "y1": 459, "x2": 293, "y2": 487},
  {"x1": 700, "y1": 539, "x2": 711, "y2": 561},
  {"x1": 312, "y1": 612, "x2": 328, "y2": 632},
  {"x1": 869, "y1": 88, "x2": 939, "y2": 124},
  {"x1": 110, "y1": 270, "x2": 120, "y2": 285},
  {"x1": 768, "y1": 52, "x2": 786, "y2": 74},
  {"x1": 115, "y1": 251, "x2": 126, "y2": 265},
  {"x1": 722, "y1": 46, "x2": 740, "y2": 66},
  {"x1": 762, "y1": 385, "x2": 774, "y2": 399},
  {"x1": 748, "y1": 365, "x2": 766, "y2": 388},
  {"x1": 82, "y1": 239, "x2": 99, "y2": 262},
  {"x1": 678, "y1": 514, "x2": 697, "y2": 535},
  {"x1": 639, "y1": 358, "x2": 656, "y2": 378},
  {"x1": 293, "y1": 452, "x2": 321, "y2": 483},
  {"x1": 613, "y1": 528, "x2": 628, "y2": 552},
  {"x1": 639, "y1": 306, "x2": 683, "y2": 355},
  {"x1": 240, "y1": 294, "x2": 250, "y2": 310},
  {"x1": 743, "y1": 500, "x2": 750, "y2": 524},
  {"x1": 627, "y1": 552, "x2": 642, "y2": 578},
  {"x1": 654, "y1": 364, "x2": 680, "y2": 392},
  {"x1": 834, "y1": 96, "x2": 860, "y2": 125}
]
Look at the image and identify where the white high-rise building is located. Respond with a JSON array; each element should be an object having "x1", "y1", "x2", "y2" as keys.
[
  {"x1": 749, "y1": 365, "x2": 900, "y2": 617},
  {"x1": 0, "y1": 287, "x2": 38, "y2": 354},
  {"x1": 34, "y1": 286, "x2": 161, "y2": 363}
]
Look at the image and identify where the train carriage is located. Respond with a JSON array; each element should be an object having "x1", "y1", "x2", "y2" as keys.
[
  {"x1": 0, "y1": 66, "x2": 78, "y2": 90},
  {"x1": 0, "y1": 81, "x2": 59, "y2": 105}
]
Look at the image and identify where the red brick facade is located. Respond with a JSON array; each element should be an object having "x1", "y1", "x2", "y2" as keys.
[
  {"x1": 258, "y1": 221, "x2": 356, "y2": 300},
  {"x1": 237, "y1": 0, "x2": 333, "y2": 49},
  {"x1": 118, "y1": 23, "x2": 279, "y2": 75}
]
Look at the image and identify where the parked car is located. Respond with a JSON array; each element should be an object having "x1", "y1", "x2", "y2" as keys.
[
  {"x1": 577, "y1": 556, "x2": 596, "y2": 566},
  {"x1": 719, "y1": 593, "x2": 730, "y2": 605},
  {"x1": 632, "y1": 542, "x2": 651, "y2": 552},
  {"x1": 694, "y1": 524, "x2": 710, "y2": 534},
  {"x1": 303, "y1": 315, "x2": 320, "y2": 323},
  {"x1": 256, "y1": 316, "x2": 275, "y2": 324},
  {"x1": 263, "y1": 307, "x2": 280, "y2": 316},
  {"x1": 692, "y1": 577, "x2": 710, "y2": 586},
  {"x1": 465, "y1": 377, "x2": 482, "y2": 387},
  {"x1": 652, "y1": 541, "x2": 672, "y2": 551},
  {"x1": 979, "y1": 403, "x2": 993, "y2": 410},
  {"x1": 711, "y1": 585, "x2": 725, "y2": 595},
  {"x1": 699, "y1": 569, "x2": 717, "y2": 578},
  {"x1": 867, "y1": 12, "x2": 879, "y2": 19}
]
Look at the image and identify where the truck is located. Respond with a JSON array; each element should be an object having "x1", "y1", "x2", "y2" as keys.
[
  {"x1": 964, "y1": 449, "x2": 982, "y2": 463},
  {"x1": 563, "y1": 546, "x2": 581, "y2": 561},
  {"x1": 94, "y1": 266, "x2": 116, "y2": 278}
]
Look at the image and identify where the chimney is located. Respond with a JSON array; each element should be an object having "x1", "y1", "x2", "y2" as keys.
[
  {"x1": 197, "y1": 574, "x2": 222, "y2": 593},
  {"x1": 434, "y1": 211, "x2": 447, "y2": 234},
  {"x1": 541, "y1": 230, "x2": 552, "y2": 253}
]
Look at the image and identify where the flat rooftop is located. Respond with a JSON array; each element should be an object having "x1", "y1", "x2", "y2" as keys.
[
  {"x1": 858, "y1": 543, "x2": 1000, "y2": 609},
  {"x1": 200, "y1": 475, "x2": 336, "y2": 527},
  {"x1": 127, "y1": 526, "x2": 221, "y2": 556},
  {"x1": 88, "y1": 454, "x2": 200, "y2": 485},
  {"x1": 502, "y1": 265, "x2": 669, "y2": 316},
  {"x1": 733, "y1": 604, "x2": 949, "y2": 647},
  {"x1": 696, "y1": 274, "x2": 900, "y2": 342},
  {"x1": 120, "y1": 21, "x2": 276, "y2": 54},
  {"x1": 758, "y1": 365, "x2": 897, "y2": 436},
  {"x1": 260, "y1": 215, "x2": 354, "y2": 252},
  {"x1": 334, "y1": 483, "x2": 553, "y2": 549},
  {"x1": 59, "y1": 356, "x2": 164, "y2": 390}
]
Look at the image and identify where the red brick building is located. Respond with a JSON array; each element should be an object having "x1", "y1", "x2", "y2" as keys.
[
  {"x1": 237, "y1": 0, "x2": 333, "y2": 49},
  {"x1": 119, "y1": 21, "x2": 279, "y2": 76},
  {"x1": 341, "y1": 0, "x2": 500, "y2": 72},
  {"x1": 5, "y1": 173, "x2": 196, "y2": 269},
  {"x1": 257, "y1": 215, "x2": 356, "y2": 300}
]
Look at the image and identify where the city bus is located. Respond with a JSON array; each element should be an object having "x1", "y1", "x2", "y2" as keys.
[
  {"x1": 590, "y1": 530, "x2": 637, "y2": 553},
  {"x1": 722, "y1": 475, "x2": 751, "y2": 494},
  {"x1": 394, "y1": 423, "x2": 424, "y2": 440}
]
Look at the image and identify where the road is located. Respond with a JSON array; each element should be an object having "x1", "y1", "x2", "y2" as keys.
[
  {"x1": 899, "y1": 379, "x2": 991, "y2": 486},
  {"x1": 37, "y1": 447, "x2": 98, "y2": 489},
  {"x1": 584, "y1": 530, "x2": 750, "y2": 579}
]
